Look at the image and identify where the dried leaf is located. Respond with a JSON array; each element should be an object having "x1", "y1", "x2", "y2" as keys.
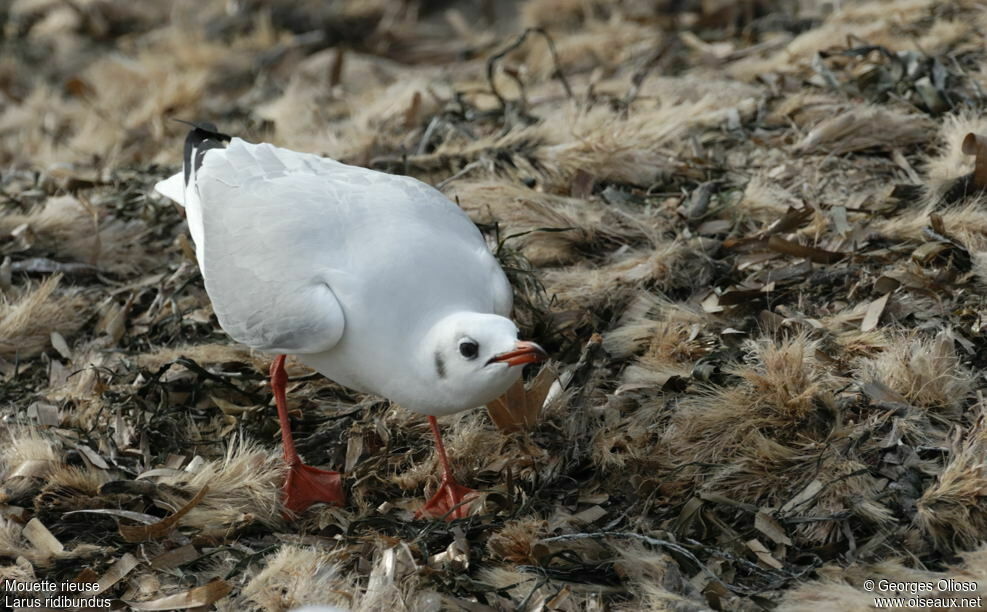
[
  {"x1": 874, "y1": 276, "x2": 900, "y2": 294},
  {"x1": 12, "y1": 257, "x2": 98, "y2": 277},
  {"x1": 781, "y1": 479, "x2": 823, "y2": 513},
  {"x1": 766, "y1": 236, "x2": 845, "y2": 264},
  {"x1": 210, "y1": 395, "x2": 255, "y2": 416},
  {"x1": 0, "y1": 504, "x2": 27, "y2": 520},
  {"x1": 96, "y1": 293, "x2": 134, "y2": 346},
  {"x1": 429, "y1": 526, "x2": 470, "y2": 569},
  {"x1": 23, "y1": 518, "x2": 64, "y2": 556},
  {"x1": 96, "y1": 553, "x2": 139, "y2": 594},
  {"x1": 486, "y1": 362, "x2": 557, "y2": 433},
  {"x1": 486, "y1": 378, "x2": 526, "y2": 433},
  {"x1": 527, "y1": 362, "x2": 558, "y2": 412},
  {"x1": 177, "y1": 233, "x2": 196, "y2": 262},
  {"x1": 149, "y1": 544, "x2": 200, "y2": 570},
  {"x1": 572, "y1": 505, "x2": 607, "y2": 524},
  {"x1": 761, "y1": 206, "x2": 814, "y2": 237},
  {"x1": 746, "y1": 538, "x2": 783, "y2": 569},
  {"x1": 755, "y1": 510, "x2": 792, "y2": 546},
  {"x1": 27, "y1": 401, "x2": 59, "y2": 426},
  {"x1": 344, "y1": 431, "x2": 365, "y2": 473},
  {"x1": 829, "y1": 206, "x2": 850, "y2": 237},
  {"x1": 68, "y1": 441, "x2": 110, "y2": 469},
  {"x1": 911, "y1": 241, "x2": 950, "y2": 264},
  {"x1": 64, "y1": 508, "x2": 163, "y2": 524},
  {"x1": 861, "y1": 292, "x2": 890, "y2": 332},
  {"x1": 402, "y1": 91, "x2": 423, "y2": 129},
  {"x1": 697, "y1": 219, "x2": 732, "y2": 235},
  {"x1": 10, "y1": 223, "x2": 36, "y2": 251},
  {"x1": 123, "y1": 579, "x2": 232, "y2": 610},
  {"x1": 0, "y1": 256, "x2": 10, "y2": 292},
  {"x1": 49, "y1": 331, "x2": 72, "y2": 360},
  {"x1": 861, "y1": 380, "x2": 910, "y2": 405},
  {"x1": 136, "y1": 468, "x2": 185, "y2": 480},
  {"x1": 570, "y1": 169, "x2": 595, "y2": 199},
  {"x1": 70, "y1": 567, "x2": 100, "y2": 586},
  {"x1": 701, "y1": 292, "x2": 723, "y2": 313}
]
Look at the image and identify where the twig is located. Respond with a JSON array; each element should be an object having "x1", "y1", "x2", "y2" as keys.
[
  {"x1": 412, "y1": 492, "x2": 482, "y2": 544},
  {"x1": 436, "y1": 159, "x2": 487, "y2": 190},
  {"x1": 173, "y1": 357, "x2": 262, "y2": 404},
  {"x1": 486, "y1": 28, "x2": 574, "y2": 115},
  {"x1": 622, "y1": 40, "x2": 676, "y2": 110},
  {"x1": 77, "y1": 192, "x2": 101, "y2": 266},
  {"x1": 778, "y1": 467, "x2": 872, "y2": 518},
  {"x1": 222, "y1": 545, "x2": 279, "y2": 580},
  {"x1": 682, "y1": 538, "x2": 785, "y2": 580},
  {"x1": 9, "y1": 257, "x2": 99, "y2": 277},
  {"x1": 685, "y1": 538, "x2": 822, "y2": 591},
  {"x1": 566, "y1": 333, "x2": 606, "y2": 393},
  {"x1": 416, "y1": 115, "x2": 444, "y2": 155},
  {"x1": 516, "y1": 575, "x2": 548, "y2": 610}
]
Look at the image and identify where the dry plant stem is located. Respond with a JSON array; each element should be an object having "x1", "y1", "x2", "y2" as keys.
[
  {"x1": 622, "y1": 39, "x2": 676, "y2": 110},
  {"x1": 486, "y1": 27, "x2": 574, "y2": 113}
]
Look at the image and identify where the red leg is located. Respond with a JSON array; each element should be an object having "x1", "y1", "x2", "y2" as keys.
[
  {"x1": 271, "y1": 355, "x2": 345, "y2": 515},
  {"x1": 416, "y1": 416, "x2": 479, "y2": 520}
]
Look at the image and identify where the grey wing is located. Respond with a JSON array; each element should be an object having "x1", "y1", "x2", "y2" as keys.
[
  {"x1": 490, "y1": 258, "x2": 513, "y2": 318},
  {"x1": 193, "y1": 146, "x2": 347, "y2": 354},
  {"x1": 192, "y1": 137, "x2": 510, "y2": 352}
]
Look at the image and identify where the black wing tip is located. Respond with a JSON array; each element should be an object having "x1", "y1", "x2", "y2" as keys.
[
  {"x1": 172, "y1": 118, "x2": 232, "y2": 141},
  {"x1": 177, "y1": 119, "x2": 232, "y2": 185}
]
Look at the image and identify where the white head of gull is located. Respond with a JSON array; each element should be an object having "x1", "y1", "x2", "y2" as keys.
[{"x1": 154, "y1": 123, "x2": 546, "y2": 519}]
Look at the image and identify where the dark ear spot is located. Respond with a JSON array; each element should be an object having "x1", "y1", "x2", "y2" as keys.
[{"x1": 434, "y1": 351, "x2": 446, "y2": 379}]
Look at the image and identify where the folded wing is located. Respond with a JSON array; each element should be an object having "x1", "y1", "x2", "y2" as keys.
[{"x1": 186, "y1": 137, "x2": 348, "y2": 355}]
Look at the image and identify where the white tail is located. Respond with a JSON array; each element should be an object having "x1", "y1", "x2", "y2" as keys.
[{"x1": 154, "y1": 171, "x2": 185, "y2": 205}]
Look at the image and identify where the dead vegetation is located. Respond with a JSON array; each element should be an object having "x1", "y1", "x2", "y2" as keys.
[{"x1": 3, "y1": 0, "x2": 987, "y2": 610}]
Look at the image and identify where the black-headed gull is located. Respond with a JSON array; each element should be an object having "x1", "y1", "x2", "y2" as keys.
[{"x1": 154, "y1": 124, "x2": 546, "y2": 519}]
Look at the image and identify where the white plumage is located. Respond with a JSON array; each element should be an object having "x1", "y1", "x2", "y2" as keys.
[
  {"x1": 154, "y1": 126, "x2": 545, "y2": 517},
  {"x1": 156, "y1": 135, "x2": 527, "y2": 415}
]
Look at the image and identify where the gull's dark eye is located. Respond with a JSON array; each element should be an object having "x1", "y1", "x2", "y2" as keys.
[{"x1": 459, "y1": 339, "x2": 479, "y2": 360}]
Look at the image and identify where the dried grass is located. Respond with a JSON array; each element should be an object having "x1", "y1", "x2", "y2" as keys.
[
  {"x1": 233, "y1": 546, "x2": 354, "y2": 612},
  {"x1": 728, "y1": 0, "x2": 942, "y2": 80},
  {"x1": 543, "y1": 241, "x2": 709, "y2": 310},
  {"x1": 853, "y1": 331, "x2": 974, "y2": 412},
  {"x1": 155, "y1": 438, "x2": 285, "y2": 529},
  {"x1": 795, "y1": 106, "x2": 934, "y2": 155},
  {"x1": 923, "y1": 112, "x2": 987, "y2": 197},
  {"x1": 916, "y1": 404, "x2": 987, "y2": 550},
  {"x1": 0, "y1": 275, "x2": 86, "y2": 359},
  {"x1": 874, "y1": 203, "x2": 987, "y2": 250}
]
